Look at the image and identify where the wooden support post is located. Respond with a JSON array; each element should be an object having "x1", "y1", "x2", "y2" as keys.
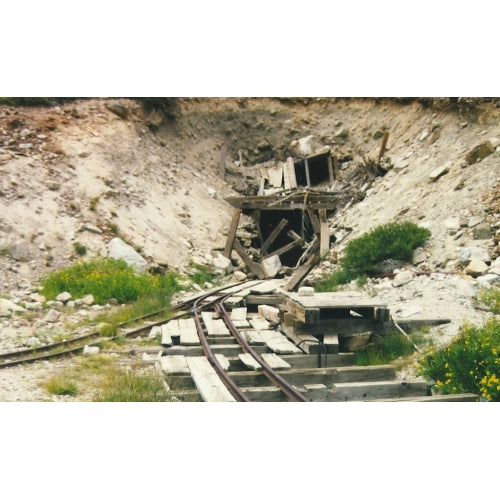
[
  {"x1": 284, "y1": 157, "x2": 297, "y2": 190},
  {"x1": 287, "y1": 230, "x2": 302, "y2": 241},
  {"x1": 260, "y1": 237, "x2": 304, "y2": 261},
  {"x1": 219, "y1": 144, "x2": 227, "y2": 180},
  {"x1": 257, "y1": 178, "x2": 265, "y2": 196},
  {"x1": 233, "y1": 239, "x2": 266, "y2": 279},
  {"x1": 284, "y1": 253, "x2": 320, "y2": 291},
  {"x1": 378, "y1": 131, "x2": 389, "y2": 163},
  {"x1": 306, "y1": 207, "x2": 321, "y2": 235},
  {"x1": 333, "y1": 155, "x2": 339, "y2": 179},
  {"x1": 304, "y1": 157, "x2": 311, "y2": 188},
  {"x1": 327, "y1": 153, "x2": 334, "y2": 185},
  {"x1": 260, "y1": 218, "x2": 288, "y2": 256},
  {"x1": 319, "y1": 208, "x2": 329, "y2": 256},
  {"x1": 224, "y1": 208, "x2": 242, "y2": 259}
]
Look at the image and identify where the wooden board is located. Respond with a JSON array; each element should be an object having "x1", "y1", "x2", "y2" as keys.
[
  {"x1": 261, "y1": 353, "x2": 291, "y2": 370},
  {"x1": 230, "y1": 307, "x2": 247, "y2": 321},
  {"x1": 260, "y1": 237, "x2": 304, "y2": 260},
  {"x1": 186, "y1": 356, "x2": 236, "y2": 402},
  {"x1": 241, "y1": 329, "x2": 265, "y2": 345},
  {"x1": 239, "y1": 353, "x2": 262, "y2": 371},
  {"x1": 161, "y1": 321, "x2": 178, "y2": 346},
  {"x1": 223, "y1": 208, "x2": 242, "y2": 258},
  {"x1": 232, "y1": 239, "x2": 266, "y2": 279},
  {"x1": 148, "y1": 325, "x2": 162, "y2": 340},
  {"x1": 284, "y1": 253, "x2": 320, "y2": 292},
  {"x1": 259, "y1": 330, "x2": 302, "y2": 354},
  {"x1": 283, "y1": 291, "x2": 388, "y2": 309},
  {"x1": 329, "y1": 380, "x2": 428, "y2": 402},
  {"x1": 159, "y1": 355, "x2": 190, "y2": 375},
  {"x1": 260, "y1": 218, "x2": 288, "y2": 255},
  {"x1": 283, "y1": 157, "x2": 297, "y2": 190},
  {"x1": 257, "y1": 304, "x2": 280, "y2": 323},
  {"x1": 319, "y1": 208, "x2": 330, "y2": 256},
  {"x1": 248, "y1": 315, "x2": 271, "y2": 330},
  {"x1": 179, "y1": 318, "x2": 199, "y2": 346},
  {"x1": 215, "y1": 353, "x2": 230, "y2": 371},
  {"x1": 268, "y1": 164, "x2": 283, "y2": 188}
]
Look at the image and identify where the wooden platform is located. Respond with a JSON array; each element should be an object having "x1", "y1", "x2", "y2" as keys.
[{"x1": 281, "y1": 290, "x2": 389, "y2": 324}]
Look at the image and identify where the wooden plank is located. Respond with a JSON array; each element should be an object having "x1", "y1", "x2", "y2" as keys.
[
  {"x1": 259, "y1": 330, "x2": 302, "y2": 354},
  {"x1": 248, "y1": 315, "x2": 271, "y2": 330},
  {"x1": 257, "y1": 177, "x2": 265, "y2": 196},
  {"x1": 319, "y1": 208, "x2": 329, "y2": 256},
  {"x1": 329, "y1": 380, "x2": 428, "y2": 402},
  {"x1": 260, "y1": 218, "x2": 288, "y2": 255},
  {"x1": 249, "y1": 280, "x2": 284, "y2": 294},
  {"x1": 245, "y1": 294, "x2": 283, "y2": 306},
  {"x1": 179, "y1": 318, "x2": 199, "y2": 346},
  {"x1": 186, "y1": 356, "x2": 237, "y2": 402},
  {"x1": 368, "y1": 393, "x2": 479, "y2": 402},
  {"x1": 304, "y1": 157, "x2": 311, "y2": 188},
  {"x1": 260, "y1": 237, "x2": 304, "y2": 261},
  {"x1": 148, "y1": 325, "x2": 162, "y2": 340},
  {"x1": 293, "y1": 319, "x2": 376, "y2": 336},
  {"x1": 215, "y1": 353, "x2": 230, "y2": 371},
  {"x1": 219, "y1": 144, "x2": 227, "y2": 180},
  {"x1": 284, "y1": 253, "x2": 320, "y2": 291},
  {"x1": 261, "y1": 353, "x2": 291, "y2": 370},
  {"x1": 282, "y1": 291, "x2": 388, "y2": 309},
  {"x1": 230, "y1": 307, "x2": 247, "y2": 321},
  {"x1": 239, "y1": 353, "x2": 262, "y2": 371},
  {"x1": 268, "y1": 164, "x2": 283, "y2": 188},
  {"x1": 287, "y1": 229, "x2": 302, "y2": 241},
  {"x1": 223, "y1": 208, "x2": 242, "y2": 258},
  {"x1": 333, "y1": 155, "x2": 339, "y2": 178},
  {"x1": 283, "y1": 157, "x2": 297, "y2": 190},
  {"x1": 257, "y1": 304, "x2": 280, "y2": 323},
  {"x1": 161, "y1": 321, "x2": 177, "y2": 346},
  {"x1": 327, "y1": 153, "x2": 334, "y2": 185},
  {"x1": 324, "y1": 334, "x2": 339, "y2": 354},
  {"x1": 232, "y1": 239, "x2": 266, "y2": 279},
  {"x1": 159, "y1": 355, "x2": 190, "y2": 375},
  {"x1": 241, "y1": 329, "x2": 265, "y2": 345}
]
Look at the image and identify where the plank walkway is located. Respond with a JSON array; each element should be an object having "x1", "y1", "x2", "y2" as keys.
[{"x1": 186, "y1": 356, "x2": 236, "y2": 402}]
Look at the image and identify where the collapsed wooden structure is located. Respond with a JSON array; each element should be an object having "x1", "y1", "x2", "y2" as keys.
[{"x1": 223, "y1": 150, "x2": 355, "y2": 291}]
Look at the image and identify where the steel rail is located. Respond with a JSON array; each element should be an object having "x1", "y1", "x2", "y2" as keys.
[
  {"x1": 192, "y1": 293, "x2": 251, "y2": 402},
  {"x1": 0, "y1": 281, "x2": 254, "y2": 370},
  {"x1": 216, "y1": 299, "x2": 310, "y2": 402}
]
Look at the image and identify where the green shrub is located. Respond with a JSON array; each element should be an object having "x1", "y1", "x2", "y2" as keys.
[
  {"x1": 418, "y1": 318, "x2": 500, "y2": 401},
  {"x1": 478, "y1": 287, "x2": 500, "y2": 314},
  {"x1": 45, "y1": 376, "x2": 78, "y2": 396},
  {"x1": 341, "y1": 221, "x2": 431, "y2": 274},
  {"x1": 356, "y1": 333, "x2": 415, "y2": 366},
  {"x1": 73, "y1": 242, "x2": 87, "y2": 256},
  {"x1": 315, "y1": 268, "x2": 361, "y2": 292},
  {"x1": 187, "y1": 263, "x2": 219, "y2": 286},
  {"x1": 40, "y1": 258, "x2": 182, "y2": 305}
]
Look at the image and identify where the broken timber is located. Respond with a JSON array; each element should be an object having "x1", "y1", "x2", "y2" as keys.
[{"x1": 223, "y1": 208, "x2": 241, "y2": 258}]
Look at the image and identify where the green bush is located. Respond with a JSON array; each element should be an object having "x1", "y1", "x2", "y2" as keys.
[
  {"x1": 314, "y1": 268, "x2": 361, "y2": 292},
  {"x1": 418, "y1": 318, "x2": 500, "y2": 401},
  {"x1": 40, "y1": 258, "x2": 182, "y2": 305},
  {"x1": 356, "y1": 333, "x2": 415, "y2": 366},
  {"x1": 341, "y1": 221, "x2": 431, "y2": 274},
  {"x1": 478, "y1": 287, "x2": 500, "y2": 314}
]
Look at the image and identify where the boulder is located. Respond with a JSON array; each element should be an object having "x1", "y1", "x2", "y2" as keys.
[
  {"x1": 56, "y1": 291, "x2": 72, "y2": 303},
  {"x1": 429, "y1": 164, "x2": 449, "y2": 182},
  {"x1": 298, "y1": 286, "x2": 315, "y2": 296},
  {"x1": 457, "y1": 246, "x2": 491, "y2": 264},
  {"x1": 233, "y1": 270, "x2": 248, "y2": 281},
  {"x1": 453, "y1": 277, "x2": 478, "y2": 297},
  {"x1": 261, "y1": 255, "x2": 281, "y2": 278},
  {"x1": 465, "y1": 141, "x2": 495, "y2": 164},
  {"x1": 465, "y1": 259, "x2": 489, "y2": 277},
  {"x1": 212, "y1": 253, "x2": 233, "y2": 274},
  {"x1": 83, "y1": 345, "x2": 100, "y2": 356},
  {"x1": 0, "y1": 298, "x2": 25, "y2": 316},
  {"x1": 8, "y1": 241, "x2": 33, "y2": 262},
  {"x1": 108, "y1": 237, "x2": 148, "y2": 273},
  {"x1": 106, "y1": 102, "x2": 128, "y2": 119},
  {"x1": 476, "y1": 274, "x2": 500, "y2": 287},
  {"x1": 44, "y1": 309, "x2": 60, "y2": 323},
  {"x1": 412, "y1": 247, "x2": 427, "y2": 265},
  {"x1": 472, "y1": 223, "x2": 491, "y2": 240},
  {"x1": 82, "y1": 294, "x2": 95, "y2": 306},
  {"x1": 393, "y1": 270, "x2": 415, "y2": 287}
]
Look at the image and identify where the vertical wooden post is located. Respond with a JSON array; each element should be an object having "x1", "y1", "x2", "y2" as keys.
[
  {"x1": 304, "y1": 157, "x2": 311, "y2": 188},
  {"x1": 378, "y1": 131, "x2": 389, "y2": 163},
  {"x1": 319, "y1": 208, "x2": 329, "y2": 256},
  {"x1": 223, "y1": 208, "x2": 242, "y2": 258},
  {"x1": 327, "y1": 153, "x2": 334, "y2": 186},
  {"x1": 219, "y1": 144, "x2": 227, "y2": 180}
]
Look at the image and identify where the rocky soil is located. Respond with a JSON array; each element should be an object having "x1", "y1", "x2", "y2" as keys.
[{"x1": 1, "y1": 97, "x2": 499, "y2": 401}]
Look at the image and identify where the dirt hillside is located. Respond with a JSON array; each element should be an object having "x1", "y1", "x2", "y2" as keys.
[{"x1": 0, "y1": 97, "x2": 499, "y2": 398}]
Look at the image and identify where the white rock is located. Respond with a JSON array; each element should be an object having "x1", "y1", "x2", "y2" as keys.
[
  {"x1": 0, "y1": 298, "x2": 25, "y2": 316},
  {"x1": 83, "y1": 345, "x2": 100, "y2": 356},
  {"x1": 412, "y1": 247, "x2": 427, "y2": 265},
  {"x1": 393, "y1": 270, "x2": 415, "y2": 287},
  {"x1": 468, "y1": 216, "x2": 483, "y2": 228},
  {"x1": 44, "y1": 309, "x2": 60, "y2": 323},
  {"x1": 444, "y1": 218, "x2": 460, "y2": 232},
  {"x1": 25, "y1": 337, "x2": 42, "y2": 348},
  {"x1": 212, "y1": 253, "x2": 233, "y2": 274},
  {"x1": 457, "y1": 246, "x2": 491, "y2": 264},
  {"x1": 298, "y1": 286, "x2": 315, "y2": 296},
  {"x1": 108, "y1": 237, "x2": 148, "y2": 273},
  {"x1": 429, "y1": 164, "x2": 449, "y2": 182},
  {"x1": 465, "y1": 259, "x2": 489, "y2": 277},
  {"x1": 476, "y1": 274, "x2": 500, "y2": 287},
  {"x1": 56, "y1": 291, "x2": 72, "y2": 303},
  {"x1": 233, "y1": 270, "x2": 247, "y2": 281},
  {"x1": 82, "y1": 294, "x2": 95, "y2": 306},
  {"x1": 261, "y1": 255, "x2": 281, "y2": 278},
  {"x1": 453, "y1": 277, "x2": 478, "y2": 297}
]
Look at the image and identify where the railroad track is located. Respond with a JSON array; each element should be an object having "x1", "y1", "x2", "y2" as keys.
[{"x1": 1, "y1": 278, "x2": 480, "y2": 402}]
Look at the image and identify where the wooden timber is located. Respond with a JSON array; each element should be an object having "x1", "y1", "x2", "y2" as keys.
[
  {"x1": 223, "y1": 208, "x2": 242, "y2": 258},
  {"x1": 284, "y1": 253, "x2": 321, "y2": 292},
  {"x1": 224, "y1": 191, "x2": 351, "y2": 211},
  {"x1": 319, "y1": 208, "x2": 329, "y2": 256},
  {"x1": 260, "y1": 237, "x2": 304, "y2": 261},
  {"x1": 232, "y1": 239, "x2": 266, "y2": 279},
  {"x1": 260, "y1": 218, "x2": 288, "y2": 255}
]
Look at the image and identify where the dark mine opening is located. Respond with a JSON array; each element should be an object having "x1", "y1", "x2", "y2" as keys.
[
  {"x1": 294, "y1": 153, "x2": 332, "y2": 187},
  {"x1": 253, "y1": 209, "x2": 316, "y2": 267}
]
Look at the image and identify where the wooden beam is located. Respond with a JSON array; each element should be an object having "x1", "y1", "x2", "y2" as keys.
[
  {"x1": 260, "y1": 218, "x2": 288, "y2": 256},
  {"x1": 219, "y1": 144, "x2": 227, "y2": 180},
  {"x1": 233, "y1": 239, "x2": 266, "y2": 279},
  {"x1": 260, "y1": 237, "x2": 304, "y2": 261},
  {"x1": 327, "y1": 153, "x2": 334, "y2": 185},
  {"x1": 283, "y1": 157, "x2": 297, "y2": 190},
  {"x1": 284, "y1": 253, "x2": 320, "y2": 292},
  {"x1": 304, "y1": 157, "x2": 311, "y2": 188},
  {"x1": 319, "y1": 208, "x2": 329, "y2": 256},
  {"x1": 223, "y1": 208, "x2": 242, "y2": 258},
  {"x1": 287, "y1": 229, "x2": 302, "y2": 241},
  {"x1": 333, "y1": 155, "x2": 339, "y2": 179}
]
